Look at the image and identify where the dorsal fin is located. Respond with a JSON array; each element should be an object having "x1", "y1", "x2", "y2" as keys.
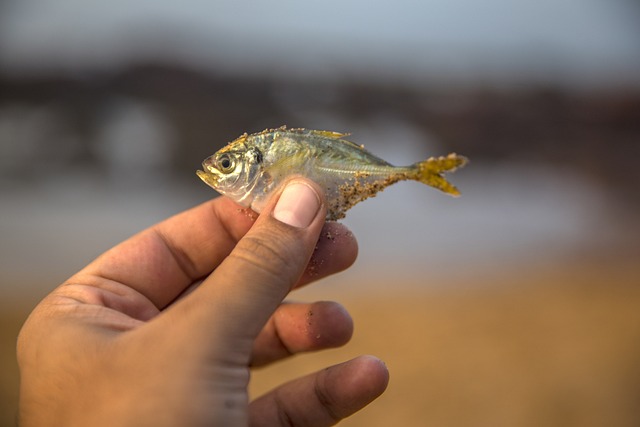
[{"x1": 309, "y1": 129, "x2": 351, "y2": 140}]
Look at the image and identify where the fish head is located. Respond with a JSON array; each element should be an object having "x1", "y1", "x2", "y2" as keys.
[{"x1": 197, "y1": 136, "x2": 263, "y2": 205}]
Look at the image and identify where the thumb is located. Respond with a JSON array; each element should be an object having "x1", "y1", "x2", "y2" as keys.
[{"x1": 165, "y1": 178, "x2": 327, "y2": 360}]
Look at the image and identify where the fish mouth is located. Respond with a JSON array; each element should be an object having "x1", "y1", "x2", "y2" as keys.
[{"x1": 196, "y1": 169, "x2": 219, "y2": 188}]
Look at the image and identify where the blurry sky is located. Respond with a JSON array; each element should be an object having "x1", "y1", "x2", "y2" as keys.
[{"x1": 1, "y1": 0, "x2": 639, "y2": 86}]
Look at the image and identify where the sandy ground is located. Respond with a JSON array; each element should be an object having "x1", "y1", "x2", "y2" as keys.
[{"x1": 2, "y1": 257, "x2": 639, "y2": 427}]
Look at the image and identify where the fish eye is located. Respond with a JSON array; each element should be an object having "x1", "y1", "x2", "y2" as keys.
[{"x1": 217, "y1": 154, "x2": 235, "y2": 173}]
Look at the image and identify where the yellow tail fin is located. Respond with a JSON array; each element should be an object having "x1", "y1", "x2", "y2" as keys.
[{"x1": 413, "y1": 153, "x2": 468, "y2": 196}]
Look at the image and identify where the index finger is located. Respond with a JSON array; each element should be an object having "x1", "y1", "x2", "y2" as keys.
[{"x1": 78, "y1": 196, "x2": 257, "y2": 309}]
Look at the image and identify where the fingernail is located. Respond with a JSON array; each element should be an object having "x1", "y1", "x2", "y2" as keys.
[{"x1": 273, "y1": 182, "x2": 321, "y2": 228}]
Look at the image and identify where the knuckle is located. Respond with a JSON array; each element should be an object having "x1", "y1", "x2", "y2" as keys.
[
  {"x1": 314, "y1": 374, "x2": 343, "y2": 423},
  {"x1": 230, "y1": 231, "x2": 300, "y2": 282}
]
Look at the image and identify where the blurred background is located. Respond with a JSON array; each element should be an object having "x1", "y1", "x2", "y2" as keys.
[{"x1": 1, "y1": 0, "x2": 640, "y2": 425}]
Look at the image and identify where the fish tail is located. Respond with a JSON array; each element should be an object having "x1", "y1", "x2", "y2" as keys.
[{"x1": 412, "y1": 153, "x2": 468, "y2": 196}]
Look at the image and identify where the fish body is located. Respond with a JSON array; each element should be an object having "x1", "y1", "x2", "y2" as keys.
[{"x1": 197, "y1": 127, "x2": 467, "y2": 220}]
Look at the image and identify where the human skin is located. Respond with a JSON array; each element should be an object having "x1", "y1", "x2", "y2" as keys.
[{"x1": 17, "y1": 178, "x2": 389, "y2": 426}]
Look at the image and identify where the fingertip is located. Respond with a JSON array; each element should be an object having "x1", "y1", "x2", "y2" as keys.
[
  {"x1": 360, "y1": 355, "x2": 390, "y2": 395},
  {"x1": 305, "y1": 301, "x2": 354, "y2": 348},
  {"x1": 332, "y1": 355, "x2": 390, "y2": 404},
  {"x1": 276, "y1": 300, "x2": 354, "y2": 350},
  {"x1": 299, "y1": 222, "x2": 358, "y2": 286},
  {"x1": 321, "y1": 222, "x2": 358, "y2": 259},
  {"x1": 272, "y1": 180, "x2": 324, "y2": 228}
]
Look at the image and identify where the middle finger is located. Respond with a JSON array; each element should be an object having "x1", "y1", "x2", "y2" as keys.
[{"x1": 250, "y1": 301, "x2": 353, "y2": 367}]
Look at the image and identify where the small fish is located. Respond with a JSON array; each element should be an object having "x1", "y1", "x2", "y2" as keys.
[{"x1": 197, "y1": 127, "x2": 467, "y2": 220}]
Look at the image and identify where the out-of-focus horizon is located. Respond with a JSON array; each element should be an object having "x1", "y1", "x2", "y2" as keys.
[
  {"x1": 1, "y1": 1, "x2": 640, "y2": 425},
  {"x1": 2, "y1": 0, "x2": 640, "y2": 87}
]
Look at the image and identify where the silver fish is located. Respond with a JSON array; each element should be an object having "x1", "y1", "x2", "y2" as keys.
[{"x1": 197, "y1": 127, "x2": 467, "y2": 220}]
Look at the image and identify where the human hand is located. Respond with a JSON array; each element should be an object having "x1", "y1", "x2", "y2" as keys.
[{"x1": 17, "y1": 178, "x2": 389, "y2": 427}]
